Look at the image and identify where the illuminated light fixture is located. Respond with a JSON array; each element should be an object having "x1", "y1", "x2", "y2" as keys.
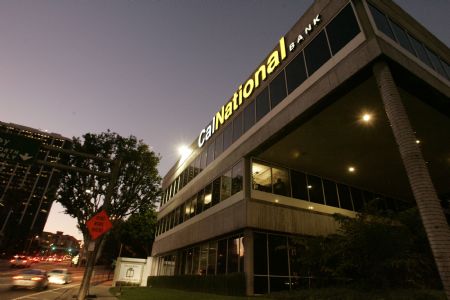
[
  {"x1": 204, "y1": 194, "x2": 212, "y2": 204},
  {"x1": 348, "y1": 166, "x2": 356, "y2": 173},
  {"x1": 178, "y1": 145, "x2": 192, "y2": 164},
  {"x1": 308, "y1": 206, "x2": 314, "y2": 210},
  {"x1": 307, "y1": 185, "x2": 312, "y2": 189},
  {"x1": 275, "y1": 199, "x2": 279, "y2": 203},
  {"x1": 361, "y1": 113, "x2": 372, "y2": 122},
  {"x1": 416, "y1": 139, "x2": 420, "y2": 144}
]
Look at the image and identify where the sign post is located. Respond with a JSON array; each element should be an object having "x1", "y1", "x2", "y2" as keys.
[{"x1": 0, "y1": 132, "x2": 41, "y2": 163}]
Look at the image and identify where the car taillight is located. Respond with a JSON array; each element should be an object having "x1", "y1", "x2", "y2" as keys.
[
  {"x1": 31, "y1": 277, "x2": 43, "y2": 281},
  {"x1": 23, "y1": 260, "x2": 27, "y2": 263},
  {"x1": 13, "y1": 276, "x2": 23, "y2": 279},
  {"x1": 10, "y1": 260, "x2": 14, "y2": 263}
]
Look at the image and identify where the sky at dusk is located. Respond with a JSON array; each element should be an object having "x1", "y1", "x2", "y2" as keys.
[{"x1": 0, "y1": 0, "x2": 448, "y2": 240}]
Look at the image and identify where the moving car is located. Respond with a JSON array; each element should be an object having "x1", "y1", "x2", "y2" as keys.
[
  {"x1": 10, "y1": 255, "x2": 32, "y2": 268},
  {"x1": 47, "y1": 268, "x2": 72, "y2": 284},
  {"x1": 11, "y1": 269, "x2": 48, "y2": 290}
]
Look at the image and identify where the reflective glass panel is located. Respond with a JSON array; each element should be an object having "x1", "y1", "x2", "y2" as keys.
[
  {"x1": 243, "y1": 100, "x2": 255, "y2": 132},
  {"x1": 272, "y1": 167, "x2": 290, "y2": 197},
  {"x1": 254, "y1": 233, "x2": 268, "y2": 275},
  {"x1": 291, "y1": 170, "x2": 308, "y2": 200},
  {"x1": 368, "y1": 4, "x2": 395, "y2": 40},
  {"x1": 212, "y1": 177, "x2": 221, "y2": 206},
  {"x1": 326, "y1": 4, "x2": 360, "y2": 55},
  {"x1": 269, "y1": 71, "x2": 287, "y2": 108},
  {"x1": 304, "y1": 30, "x2": 331, "y2": 75},
  {"x1": 221, "y1": 170, "x2": 232, "y2": 201},
  {"x1": 322, "y1": 179, "x2": 339, "y2": 207},
  {"x1": 207, "y1": 241, "x2": 217, "y2": 275},
  {"x1": 232, "y1": 160, "x2": 244, "y2": 195},
  {"x1": 256, "y1": 87, "x2": 270, "y2": 122},
  {"x1": 268, "y1": 235, "x2": 288, "y2": 276},
  {"x1": 223, "y1": 124, "x2": 233, "y2": 150},
  {"x1": 286, "y1": 51, "x2": 307, "y2": 94},
  {"x1": 253, "y1": 162, "x2": 272, "y2": 193},
  {"x1": 217, "y1": 239, "x2": 227, "y2": 274},
  {"x1": 233, "y1": 112, "x2": 243, "y2": 142},
  {"x1": 306, "y1": 175, "x2": 324, "y2": 204}
]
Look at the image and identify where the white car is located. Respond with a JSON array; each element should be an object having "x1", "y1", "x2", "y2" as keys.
[
  {"x1": 11, "y1": 269, "x2": 48, "y2": 290},
  {"x1": 47, "y1": 268, "x2": 72, "y2": 284}
]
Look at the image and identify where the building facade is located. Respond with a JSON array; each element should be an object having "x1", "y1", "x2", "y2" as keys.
[
  {"x1": 0, "y1": 122, "x2": 72, "y2": 256},
  {"x1": 152, "y1": 0, "x2": 449, "y2": 294}
]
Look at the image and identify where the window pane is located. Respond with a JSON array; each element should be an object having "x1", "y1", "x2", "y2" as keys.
[
  {"x1": 426, "y1": 47, "x2": 447, "y2": 77},
  {"x1": 368, "y1": 4, "x2": 395, "y2": 40},
  {"x1": 254, "y1": 276, "x2": 268, "y2": 294},
  {"x1": 194, "y1": 156, "x2": 200, "y2": 176},
  {"x1": 184, "y1": 199, "x2": 191, "y2": 221},
  {"x1": 390, "y1": 21, "x2": 414, "y2": 54},
  {"x1": 272, "y1": 167, "x2": 290, "y2": 197},
  {"x1": 256, "y1": 87, "x2": 270, "y2": 122},
  {"x1": 217, "y1": 239, "x2": 227, "y2": 274},
  {"x1": 179, "y1": 203, "x2": 185, "y2": 224},
  {"x1": 204, "y1": 183, "x2": 212, "y2": 210},
  {"x1": 185, "y1": 249, "x2": 193, "y2": 274},
  {"x1": 268, "y1": 235, "x2": 288, "y2": 275},
  {"x1": 253, "y1": 162, "x2": 272, "y2": 193},
  {"x1": 270, "y1": 277, "x2": 290, "y2": 292},
  {"x1": 212, "y1": 177, "x2": 221, "y2": 206},
  {"x1": 307, "y1": 175, "x2": 324, "y2": 204},
  {"x1": 243, "y1": 100, "x2": 255, "y2": 132},
  {"x1": 221, "y1": 170, "x2": 232, "y2": 201},
  {"x1": 227, "y1": 237, "x2": 239, "y2": 273},
  {"x1": 254, "y1": 233, "x2": 268, "y2": 275},
  {"x1": 291, "y1": 170, "x2": 308, "y2": 200},
  {"x1": 200, "y1": 150, "x2": 207, "y2": 171},
  {"x1": 207, "y1": 241, "x2": 217, "y2": 275},
  {"x1": 233, "y1": 112, "x2": 243, "y2": 142},
  {"x1": 323, "y1": 179, "x2": 339, "y2": 207},
  {"x1": 223, "y1": 124, "x2": 233, "y2": 150},
  {"x1": 190, "y1": 195, "x2": 197, "y2": 218},
  {"x1": 232, "y1": 160, "x2": 244, "y2": 195},
  {"x1": 192, "y1": 247, "x2": 200, "y2": 275},
  {"x1": 442, "y1": 59, "x2": 450, "y2": 79},
  {"x1": 304, "y1": 30, "x2": 331, "y2": 75},
  {"x1": 214, "y1": 133, "x2": 223, "y2": 159},
  {"x1": 269, "y1": 71, "x2": 287, "y2": 109},
  {"x1": 286, "y1": 51, "x2": 307, "y2": 94},
  {"x1": 408, "y1": 34, "x2": 433, "y2": 68},
  {"x1": 199, "y1": 244, "x2": 208, "y2": 275},
  {"x1": 326, "y1": 4, "x2": 360, "y2": 55},
  {"x1": 337, "y1": 184, "x2": 353, "y2": 210},
  {"x1": 196, "y1": 189, "x2": 204, "y2": 214},
  {"x1": 206, "y1": 142, "x2": 215, "y2": 166},
  {"x1": 350, "y1": 187, "x2": 364, "y2": 211}
]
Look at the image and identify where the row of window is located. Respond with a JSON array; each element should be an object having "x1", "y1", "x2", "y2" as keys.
[
  {"x1": 156, "y1": 160, "x2": 244, "y2": 236},
  {"x1": 155, "y1": 234, "x2": 244, "y2": 276},
  {"x1": 161, "y1": 3, "x2": 361, "y2": 206},
  {"x1": 252, "y1": 160, "x2": 408, "y2": 213},
  {"x1": 368, "y1": 3, "x2": 450, "y2": 80}
]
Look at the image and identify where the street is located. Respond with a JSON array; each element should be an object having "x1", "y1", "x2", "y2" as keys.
[{"x1": 0, "y1": 259, "x2": 109, "y2": 300}]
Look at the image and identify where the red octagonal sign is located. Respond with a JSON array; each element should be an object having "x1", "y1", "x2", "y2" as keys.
[{"x1": 86, "y1": 210, "x2": 113, "y2": 240}]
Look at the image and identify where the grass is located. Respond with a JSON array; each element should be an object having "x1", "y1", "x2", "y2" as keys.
[{"x1": 110, "y1": 286, "x2": 446, "y2": 300}]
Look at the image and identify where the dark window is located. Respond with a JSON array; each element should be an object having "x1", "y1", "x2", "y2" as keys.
[
  {"x1": 350, "y1": 187, "x2": 364, "y2": 211},
  {"x1": 390, "y1": 21, "x2": 414, "y2": 54},
  {"x1": 221, "y1": 170, "x2": 232, "y2": 201},
  {"x1": 426, "y1": 47, "x2": 447, "y2": 77},
  {"x1": 443, "y1": 60, "x2": 450, "y2": 79},
  {"x1": 223, "y1": 124, "x2": 233, "y2": 150},
  {"x1": 217, "y1": 239, "x2": 227, "y2": 274},
  {"x1": 200, "y1": 150, "x2": 207, "y2": 171},
  {"x1": 323, "y1": 179, "x2": 339, "y2": 207},
  {"x1": 185, "y1": 249, "x2": 193, "y2": 274},
  {"x1": 184, "y1": 199, "x2": 191, "y2": 221},
  {"x1": 232, "y1": 160, "x2": 244, "y2": 195},
  {"x1": 227, "y1": 237, "x2": 239, "y2": 273},
  {"x1": 190, "y1": 195, "x2": 197, "y2": 218},
  {"x1": 254, "y1": 276, "x2": 268, "y2": 294},
  {"x1": 199, "y1": 244, "x2": 208, "y2": 275},
  {"x1": 188, "y1": 165, "x2": 194, "y2": 182},
  {"x1": 206, "y1": 142, "x2": 215, "y2": 166},
  {"x1": 307, "y1": 175, "x2": 324, "y2": 204},
  {"x1": 269, "y1": 70, "x2": 287, "y2": 108},
  {"x1": 192, "y1": 247, "x2": 200, "y2": 275},
  {"x1": 408, "y1": 34, "x2": 433, "y2": 68},
  {"x1": 203, "y1": 183, "x2": 212, "y2": 210},
  {"x1": 194, "y1": 156, "x2": 200, "y2": 176},
  {"x1": 254, "y1": 233, "x2": 268, "y2": 275},
  {"x1": 291, "y1": 170, "x2": 308, "y2": 200},
  {"x1": 326, "y1": 4, "x2": 360, "y2": 55},
  {"x1": 272, "y1": 167, "x2": 290, "y2": 197},
  {"x1": 212, "y1": 177, "x2": 221, "y2": 206},
  {"x1": 233, "y1": 112, "x2": 243, "y2": 142},
  {"x1": 268, "y1": 235, "x2": 288, "y2": 275},
  {"x1": 207, "y1": 241, "x2": 217, "y2": 275},
  {"x1": 286, "y1": 51, "x2": 307, "y2": 93},
  {"x1": 304, "y1": 30, "x2": 331, "y2": 75},
  {"x1": 196, "y1": 189, "x2": 204, "y2": 214},
  {"x1": 214, "y1": 133, "x2": 223, "y2": 159},
  {"x1": 256, "y1": 87, "x2": 270, "y2": 122},
  {"x1": 337, "y1": 184, "x2": 353, "y2": 210},
  {"x1": 243, "y1": 100, "x2": 255, "y2": 132},
  {"x1": 182, "y1": 168, "x2": 189, "y2": 187},
  {"x1": 270, "y1": 276, "x2": 290, "y2": 292},
  {"x1": 178, "y1": 203, "x2": 185, "y2": 224},
  {"x1": 368, "y1": 4, "x2": 395, "y2": 40}
]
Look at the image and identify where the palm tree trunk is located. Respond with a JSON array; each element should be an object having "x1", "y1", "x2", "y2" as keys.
[{"x1": 373, "y1": 60, "x2": 450, "y2": 298}]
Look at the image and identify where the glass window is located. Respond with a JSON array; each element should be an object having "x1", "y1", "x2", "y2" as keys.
[
  {"x1": 256, "y1": 87, "x2": 270, "y2": 122},
  {"x1": 243, "y1": 100, "x2": 255, "y2": 132},
  {"x1": 291, "y1": 170, "x2": 308, "y2": 200},
  {"x1": 185, "y1": 249, "x2": 193, "y2": 274},
  {"x1": 192, "y1": 247, "x2": 200, "y2": 275},
  {"x1": 178, "y1": 203, "x2": 185, "y2": 224},
  {"x1": 183, "y1": 168, "x2": 189, "y2": 187},
  {"x1": 286, "y1": 51, "x2": 307, "y2": 94},
  {"x1": 323, "y1": 179, "x2": 339, "y2": 207},
  {"x1": 214, "y1": 133, "x2": 223, "y2": 159},
  {"x1": 268, "y1": 235, "x2": 289, "y2": 276},
  {"x1": 188, "y1": 165, "x2": 194, "y2": 182},
  {"x1": 304, "y1": 30, "x2": 331, "y2": 75},
  {"x1": 199, "y1": 244, "x2": 208, "y2": 275},
  {"x1": 426, "y1": 47, "x2": 447, "y2": 77},
  {"x1": 194, "y1": 156, "x2": 200, "y2": 176},
  {"x1": 196, "y1": 189, "x2": 204, "y2": 214},
  {"x1": 350, "y1": 187, "x2": 364, "y2": 211},
  {"x1": 233, "y1": 112, "x2": 243, "y2": 142},
  {"x1": 306, "y1": 175, "x2": 324, "y2": 204},
  {"x1": 200, "y1": 150, "x2": 207, "y2": 171},
  {"x1": 390, "y1": 21, "x2": 414, "y2": 54},
  {"x1": 326, "y1": 4, "x2": 360, "y2": 55},
  {"x1": 212, "y1": 177, "x2": 221, "y2": 206},
  {"x1": 207, "y1": 241, "x2": 217, "y2": 275},
  {"x1": 337, "y1": 183, "x2": 353, "y2": 210},
  {"x1": 232, "y1": 160, "x2": 244, "y2": 195},
  {"x1": 269, "y1": 70, "x2": 287, "y2": 108},
  {"x1": 253, "y1": 162, "x2": 272, "y2": 193},
  {"x1": 442, "y1": 59, "x2": 450, "y2": 79},
  {"x1": 223, "y1": 124, "x2": 233, "y2": 150},
  {"x1": 227, "y1": 237, "x2": 239, "y2": 273},
  {"x1": 179, "y1": 250, "x2": 187, "y2": 275},
  {"x1": 190, "y1": 195, "x2": 197, "y2": 218},
  {"x1": 184, "y1": 199, "x2": 191, "y2": 221},
  {"x1": 254, "y1": 276, "x2": 268, "y2": 294},
  {"x1": 203, "y1": 183, "x2": 212, "y2": 210},
  {"x1": 206, "y1": 142, "x2": 215, "y2": 166},
  {"x1": 368, "y1": 4, "x2": 395, "y2": 40},
  {"x1": 270, "y1": 277, "x2": 290, "y2": 292},
  {"x1": 254, "y1": 233, "x2": 268, "y2": 275},
  {"x1": 272, "y1": 167, "x2": 290, "y2": 197},
  {"x1": 408, "y1": 34, "x2": 433, "y2": 68},
  {"x1": 217, "y1": 239, "x2": 227, "y2": 274},
  {"x1": 221, "y1": 170, "x2": 232, "y2": 201}
]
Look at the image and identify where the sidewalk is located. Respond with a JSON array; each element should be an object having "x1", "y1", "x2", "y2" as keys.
[{"x1": 61, "y1": 280, "x2": 118, "y2": 300}]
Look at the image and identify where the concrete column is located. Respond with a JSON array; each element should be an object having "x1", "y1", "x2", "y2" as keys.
[
  {"x1": 373, "y1": 60, "x2": 450, "y2": 299},
  {"x1": 243, "y1": 228, "x2": 254, "y2": 296}
]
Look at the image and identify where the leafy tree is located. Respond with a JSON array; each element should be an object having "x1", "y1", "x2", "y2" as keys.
[{"x1": 56, "y1": 131, "x2": 161, "y2": 248}]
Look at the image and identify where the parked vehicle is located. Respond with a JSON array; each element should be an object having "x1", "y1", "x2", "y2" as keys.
[
  {"x1": 10, "y1": 255, "x2": 32, "y2": 268},
  {"x1": 47, "y1": 268, "x2": 72, "y2": 284},
  {"x1": 11, "y1": 269, "x2": 48, "y2": 290}
]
